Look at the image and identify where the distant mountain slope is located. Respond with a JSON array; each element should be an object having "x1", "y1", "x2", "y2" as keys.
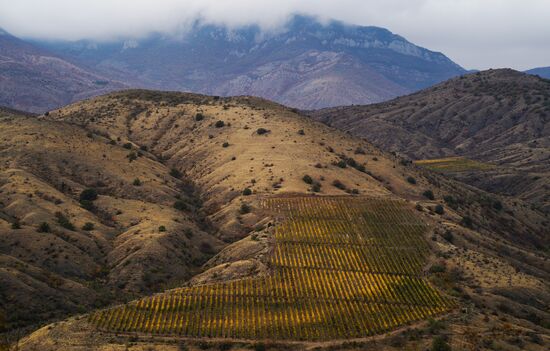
[
  {"x1": 526, "y1": 66, "x2": 550, "y2": 79},
  {"x1": 311, "y1": 69, "x2": 550, "y2": 211},
  {"x1": 0, "y1": 28, "x2": 124, "y2": 113},
  {"x1": 34, "y1": 15, "x2": 465, "y2": 109}
]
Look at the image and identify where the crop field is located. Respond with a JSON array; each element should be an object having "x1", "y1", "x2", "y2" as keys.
[
  {"x1": 415, "y1": 157, "x2": 495, "y2": 172},
  {"x1": 89, "y1": 196, "x2": 451, "y2": 340}
]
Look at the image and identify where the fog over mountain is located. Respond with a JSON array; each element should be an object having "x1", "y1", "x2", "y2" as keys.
[{"x1": 1, "y1": 0, "x2": 550, "y2": 70}]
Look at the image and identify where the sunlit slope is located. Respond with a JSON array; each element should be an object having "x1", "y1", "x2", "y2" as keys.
[{"x1": 89, "y1": 196, "x2": 451, "y2": 340}]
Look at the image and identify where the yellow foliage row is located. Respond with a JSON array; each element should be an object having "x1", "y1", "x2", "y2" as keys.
[{"x1": 90, "y1": 197, "x2": 452, "y2": 340}]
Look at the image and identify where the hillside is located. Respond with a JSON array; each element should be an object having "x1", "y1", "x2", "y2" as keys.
[
  {"x1": 34, "y1": 15, "x2": 465, "y2": 110},
  {"x1": 0, "y1": 28, "x2": 124, "y2": 113},
  {"x1": 526, "y1": 67, "x2": 550, "y2": 79},
  {"x1": 0, "y1": 91, "x2": 548, "y2": 350},
  {"x1": 311, "y1": 69, "x2": 550, "y2": 212}
]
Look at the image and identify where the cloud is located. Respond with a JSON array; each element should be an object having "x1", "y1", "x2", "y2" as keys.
[{"x1": 0, "y1": 0, "x2": 549, "y2": 70}]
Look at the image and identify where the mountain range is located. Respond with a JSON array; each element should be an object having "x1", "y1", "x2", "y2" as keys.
[
  {"x1": 3, "y1": 16, "x2": 467, "y2": 112},
  {"x1": 0, "y1": 28, "x2": 124, "y2": 113},
  {"x1": 526, "y1": 66, "x2": 550, "y2": 79}
]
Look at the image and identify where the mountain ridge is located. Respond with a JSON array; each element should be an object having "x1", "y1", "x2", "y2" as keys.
[
  {"x1": 29, "y1": 15, "x2": 466, "y2": 110},
  {"x1": 0, "y1": 28, "x2": 125, "y2": 113},
  {"x1": 310, "y1": 68, "x2": 550, "y2": 212}
]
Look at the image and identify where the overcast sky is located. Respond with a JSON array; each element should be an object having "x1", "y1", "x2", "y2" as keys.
[{"x1": 0, "y1": 0, "x2": 549, "y2": 70}]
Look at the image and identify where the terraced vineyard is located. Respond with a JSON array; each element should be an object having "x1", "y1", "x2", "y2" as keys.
[
  {"x1": 89, "y1": 196, "x2": 452, "y2": 340},
  {"x1": 415, "y1": 157, "x2": 495, "y2": 172}
]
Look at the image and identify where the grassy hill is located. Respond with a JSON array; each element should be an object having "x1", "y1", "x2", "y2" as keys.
[
  {"x1": 310, "y1": 69, "x2": 550, "y2": 213},
  {"x1": 0, "y1": 91, "x2": 547, "y2": 350}
]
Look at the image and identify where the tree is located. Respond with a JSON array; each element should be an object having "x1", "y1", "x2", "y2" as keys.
[
  {"x1": 406, "y1": 176, "x2": 417, "y2": 185},
  {"x1": 435, "y1": 204, "x2": 445, "y2": 215},
  {"x1": 79, "y1": 188, "x2": 98, "y2": 202},
  {"x1": 423, "y1": 190, "x2": 435, "y2": 200},
  {"x1": 170, "y1": 168, "x2": 182, "y2": 179},
  {"x1": 243, "y1": 188, "x2": 252, "y2": 196},
  {"x1": 82, "y1": 222, "x2": 95, "y2": 231},
  {"x1": 215, "y1": 120, "x2": 225, "y2": 128},
  {"x1": 38, "y1": 222, "x2": 51, "y2": 233},
  {"x1": 302, "y1": 175, "x2": 313, "y2": 184}
]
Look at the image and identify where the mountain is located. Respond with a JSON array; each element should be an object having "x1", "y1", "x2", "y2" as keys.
[
  {"x1": 0, "y1": 28, "x2": 124, "y2": 113},
  {"x1": 34, "y1": 15, "x2": 466, "y2": 109},
  {"x1": 310, "y1": 69, "x2": 550, "y2": 212},
  {"x1": 1, "y1": 91, "x2": 548, "y2": 350},
  {"x1": 526, "y1": 66, "x2": 550, "y2": 79}
]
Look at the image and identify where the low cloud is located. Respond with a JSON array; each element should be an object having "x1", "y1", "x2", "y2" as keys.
[{"x1": 0, "y1": 0, "x2": 549, "y2": 70}]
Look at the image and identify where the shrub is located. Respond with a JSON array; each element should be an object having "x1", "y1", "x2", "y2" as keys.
[
  {"x1": 314, "y1": 163, "x2": 323, "y2": 168},
  {"x1": 415, "y1": 204, "x2": 423, "y2": 211},
  {"x1": 302, "y1": 175, "x2": 313, "y2": 184},
  {"x1": 493, "y1": 200, "x2": 503, "y2": 211},
  {"x1": 332, "y1": 180, "x2": 346, "y2": 190},
  {"x1": 431, "y1": 336, "x2": 451, "y2": 351},
  {"x1": 11, "y1": 221, "x2": 21, "y2": 230},
  {"x1": 38, "y1": 222, "x2": 51, "y2": 233},
  {"x1": 434, "y1": 204, "x2": 445, "y2": 215},
  {"x1": 256, "y1": 128, "x2": 269, "y2": 135},
  {"x1": 159, "y1": 225, "x2": 166, "y2": 232},
  {"x1": 133, "y1": 178, "x2": 142, "y2": 186},
  {"x1": 346, "y1": 157, "x2": 358, "y2": 168},
  {"x1": 80, "y1": 188, "x2": 98, "y2": 202},
  {"x1": 222, "y1": 142, "x2": 230, "y2": 148},
  {"x1": 297, "y1": 129, "x2": 305, "y2": 135},
  {"x1": 80, "y1": 200, "x2": 95, "y2": 211},
  {"x1": 430, "y1": 264, "x2": 446, "y2": 273},
  {"x1": 174, "y1": 200, "x2": 188, "y2": 211},
  {"x1": 351, "y1": 189, "x2": 360, "y2": 195},
  {"x1": 406, "y1": 176, "x2": 417, "y2": 185},
  {"x1": 199, "y1": 242, "x2": 215, "y2": 255},
  {"x1": 461, "y1": 216, "x2": 473, "y2": 228},
  {"x1": 170, "y1": 168, "x2": 182, "y2": 179},
  {"x1": 423, "y1": 190, "x2": 435, "y2": 200},
  {"x1": 184, "y1": 228, "x2": 194, "y2": 239},
  {"x1": 195, "y1": 113, "x2": 204, "y2": 121},
  {"x1": 354, "y1": 147, "x2": 366, "y2": 155},
  {"x1": 336, "y1": 160, "x2": 347, "y2": 168},
  {"x1": 442, "y1": 231, "x2": 453, "y2": 243},
  {"x1": 242, "y1": 188, "x2": 252, "y2": 196},
  {"x1": 239, "y1": 203, "x2": 251, "y2": 214},
  {"x1": 55, "y1": 212, "x2": 75, "y2": 231},
  {"x1": 127, "y1": 152, "x2": 138, "y2": 162},
  {"x1": 82, "y1": 222, "x2": 95, "y2": 231},
  {"x1": 215, "y1": 120, "x2": 225, "y2": 128},
  {"x1": 109, "y1": 140, "x2": 116, "y2": 145},
  {"x1": 123, "y1": 142, "x2": 132, "y2": 149},
  {"x1": 311, "y1": 182, "x2": 322, "y2": 193}
]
